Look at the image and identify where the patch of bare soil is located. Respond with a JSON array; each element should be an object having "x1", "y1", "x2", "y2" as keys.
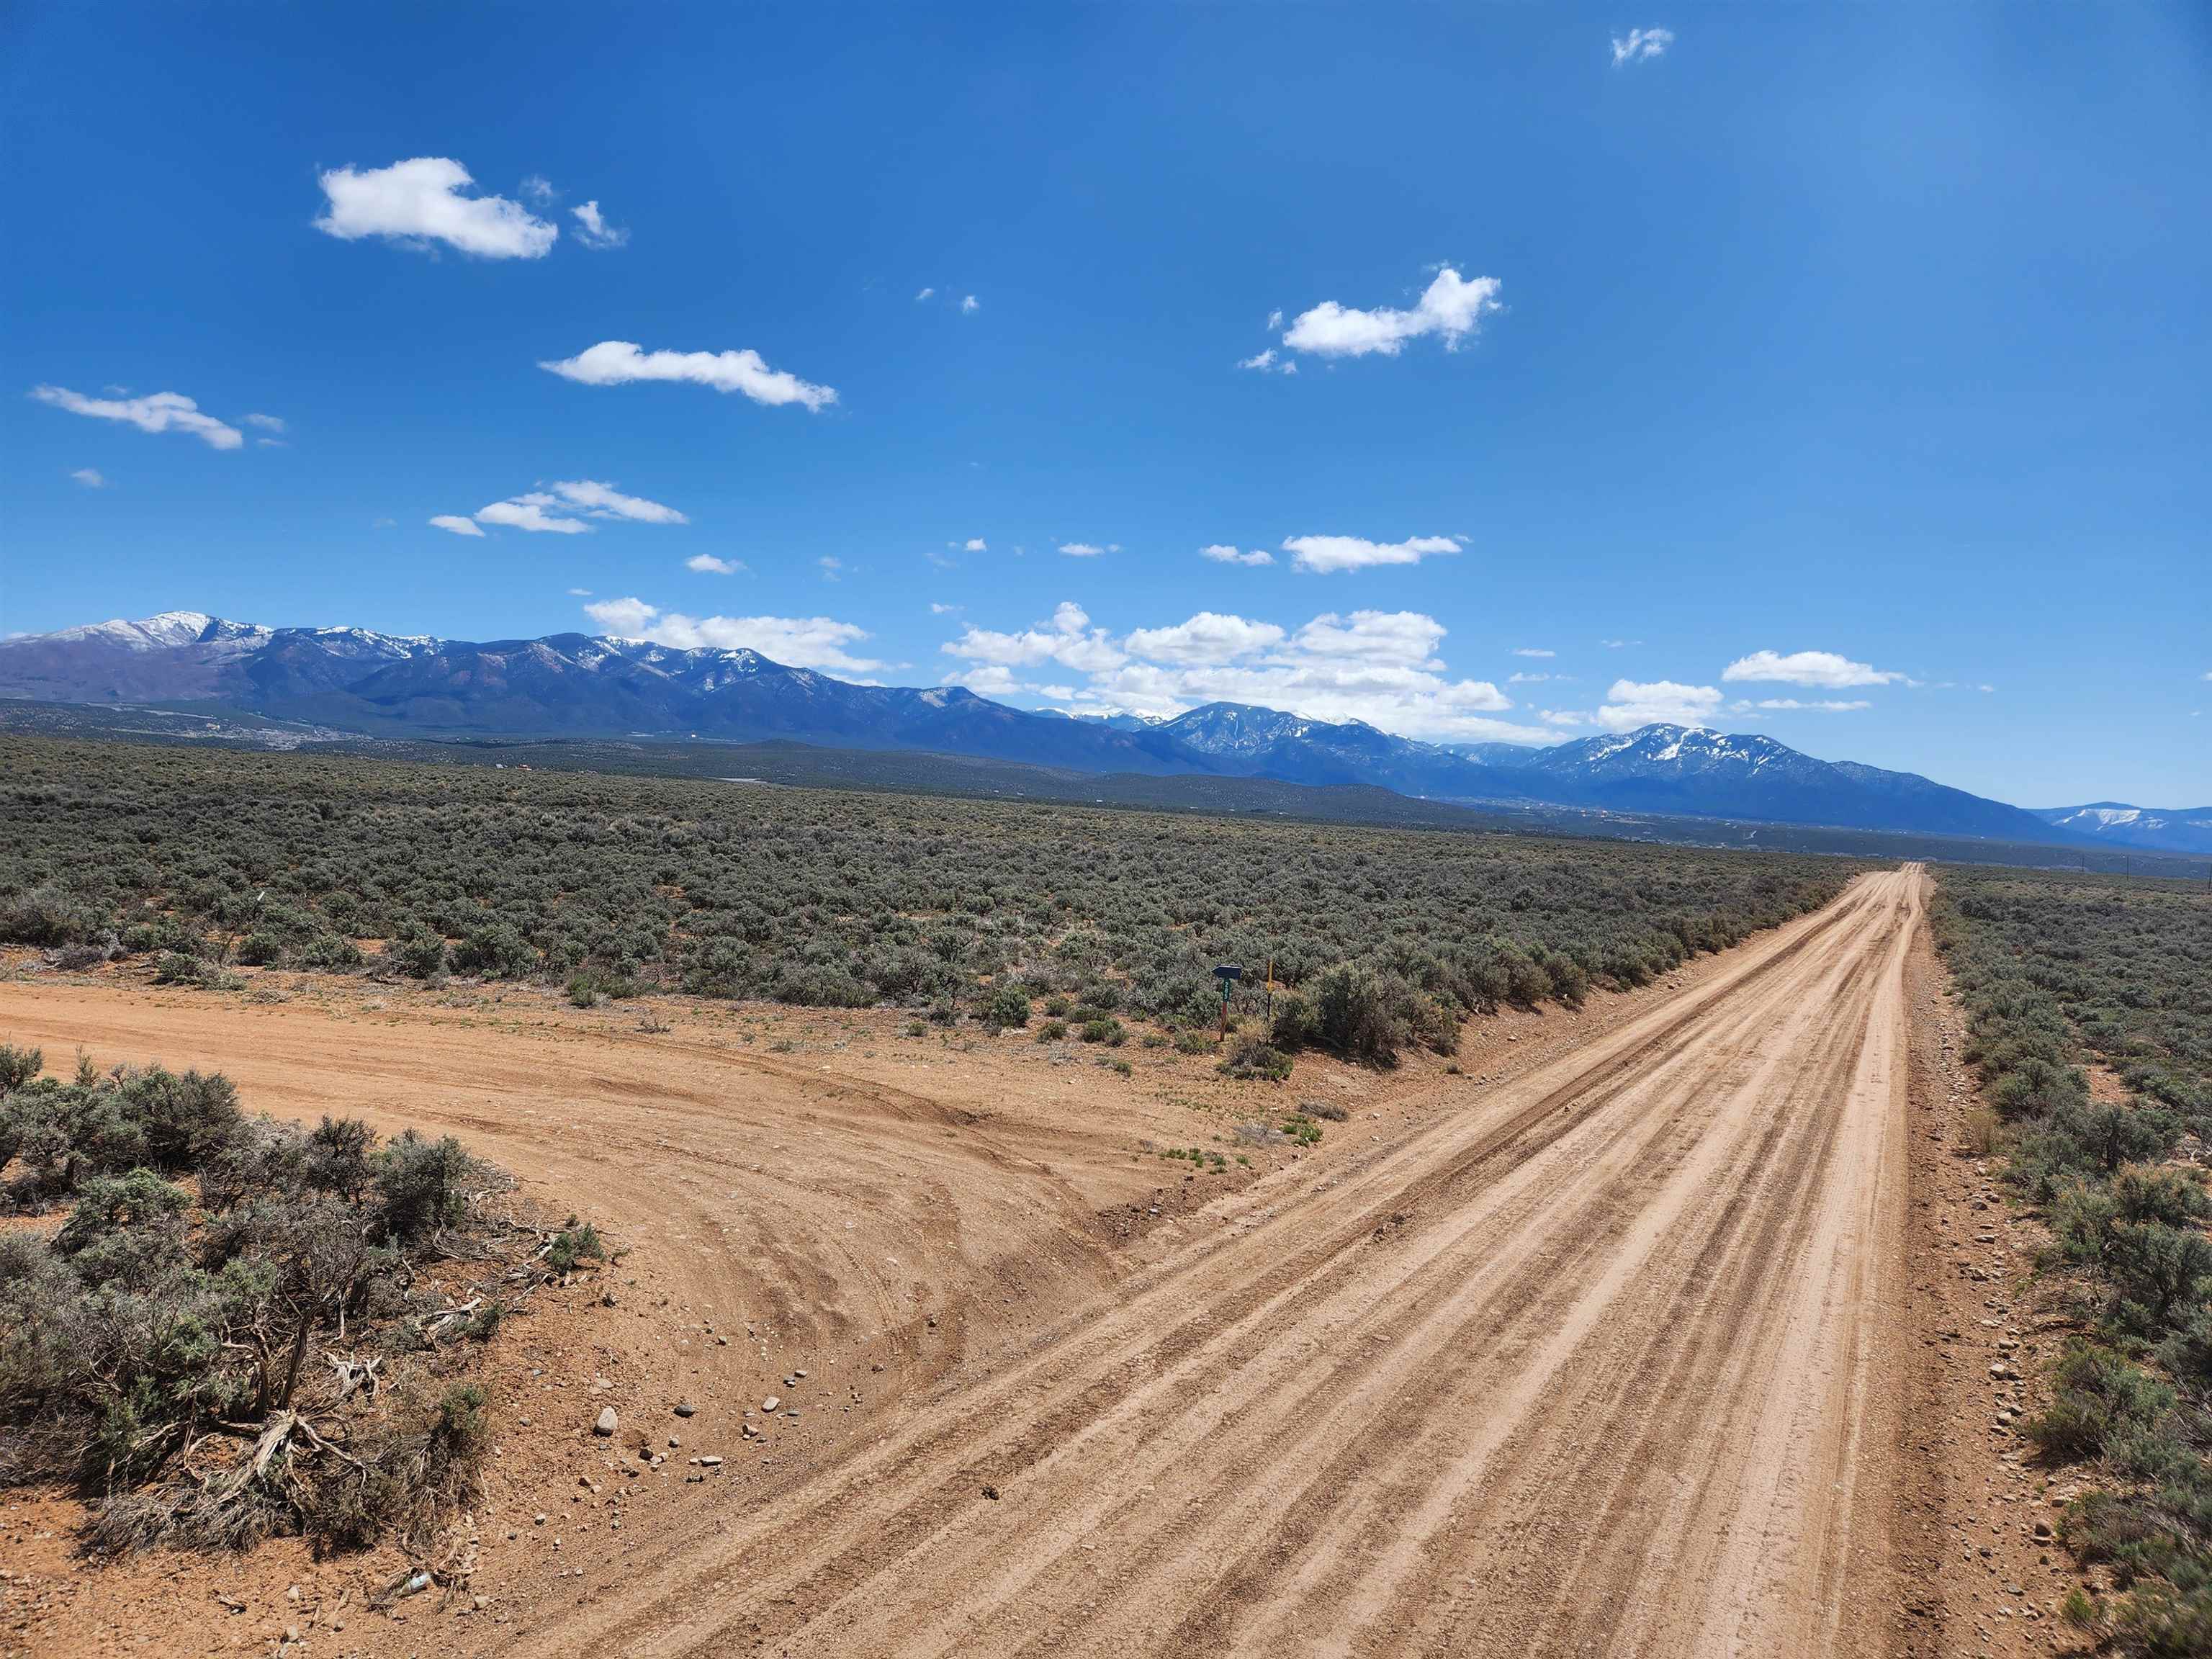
[{"x1": 1, "y1": 868, "x2": 1969, "y2": 1657}]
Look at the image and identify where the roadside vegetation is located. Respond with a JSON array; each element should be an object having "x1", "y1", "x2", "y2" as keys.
[
  {"x1": 0, "y1": 737, "x2": 1853, "y2": 1066},
  {"x1": 0, "y1": 1044, "x2": 598, "y2": 1560},
  {"x1": 1932, "y1": 866, "x2": 2212, "y2": 1654}
]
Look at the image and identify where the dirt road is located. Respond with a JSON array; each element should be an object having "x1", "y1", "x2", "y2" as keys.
[
  {"x1": 4, "y1": 866, "x2": 1930, "y2": 1657},
  {"x1": 538, "y1": 863, "x2": 1924, "y2": 1657}
]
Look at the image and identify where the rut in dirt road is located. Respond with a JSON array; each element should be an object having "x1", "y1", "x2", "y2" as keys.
[{"x1": 510, "y1": 866, "x2": 1924, "y2": 1659}]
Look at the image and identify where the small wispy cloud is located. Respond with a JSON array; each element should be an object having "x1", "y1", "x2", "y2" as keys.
[
  {"x1": 1610, "y1": 27, "x2": 1674, "y2": 66},
  {"x1": 570, "y1": 200, "x2": 629, "y2": 250},
  {"x1": 686, "y1": 554, "x2": 744, "y2": 575},
  {"x1": 819, "y1": 556, "x2": 842, "y2": 580},
  {"x1": 963, "y1": 537, "x2": 987, "y2": 552},
  {"x1": 1200, "y1": 544, "x2": 1274, "y2": 567},
  {"x1": 243, "y1": 413, "x2": 286, "y2": 433},
  {"x1": 429, "y1": 514, "x2": 485, "y2": 537},
  {"x1": 539, "y1": 341, "x2": 836, "y2": 410},
  {"x1": 32, "y1": 385, "x2": 243, "y2": 449},
  {"x1": 960, "y1": 295, "x2": 980, "y2": 315},
  {"x1": 1059, "y1": 541, "x2": 1110, "y2": 558},
  {"x1": 1236, "y1": 349, "x2": 1297, "y2": 375},
  {"x1": 914, "y1": 287, "x2": 935, "y2": 302},
  {"x1": 69, "y1": 467, "x2": 104, "y2": 488},
  {"x1": 1512, "y1": 647, "x2": 1555, "y2": 658}
]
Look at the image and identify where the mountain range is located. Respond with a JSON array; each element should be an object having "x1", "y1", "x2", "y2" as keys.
[{"x1": 0, "y1": 611, "x2": 2195, "y2": 854}]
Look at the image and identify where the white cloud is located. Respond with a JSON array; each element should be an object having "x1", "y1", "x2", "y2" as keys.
[
  {"x1": 1611, "y1": 27, "x2": 1675, "y2": 66},
  {"x1": 243, "y1": 413, "x2": 286, "y2": 433},
  {"x1": 1593, "y1": 678, "x2": 1723, "y2": 731},
  {"x1": 1721, "y1": 648, "x2": 1910, "y2": 688},
  {"x1": 539, "y1": 341, "x2": 836, "y2": 410},
  {"x1": 1512, "y1": 647, "x2": 1555, "y2": 658},
  {"x1": 930, "y1": 601, "x2": 962, "y2": 616},
  {"x1": 429, "y1": 514, "x2": 485, "y2": 537},
  {"x1": 1510, "y1": 671, "x2": 1568, "y2": 684},
  {"x1": 1265, "y1": 309, "x2": 1283, "y2": 330},
  {"x1": 686, "y1": 554, "x2": 744, "y2": 575},
  {"x1": 941, "y1": 601, "x2": 1534, "y2": 742},
  {"x1": 314, "y1": 157, "x2": 557, "y2": 258},
  {"x1": 1280, "y1": 268, "x2": 1502, "y2": 359},
  {"x1": 475, "y1": 493, "x2": 591, "y2": 534},
  {"x1": 567, "y1": 586, "x2": 592, "y2": 596},
  {"x1": 1281, "y1": 533, "x2": 1461, "y2": 574},
  {"x1": 818, "y1": 556, "x2": 842, "y2": 580},
  {"x1": 1058, "y1": 541, "x2": 1109, "y2": 558},
  {"x1": 1123, "y1": 612, "x2": 1287, "y2": 665},
  {"x1": 963, "y1": 537, "x2": 987, "y2": 552},
  {"x1": 570, "y1": 200, "x2": 628, "y2": 250},
  {"x1": 521, "y1": 175, "x2": 556, "y2": 205},
  {"x1": 914, "y1": 287, "x2": 935, "y2": 302},
  {"x1": 1740, "y1": 698, "x2": 1871, "y2": 712},
  {"x1": 547, "y1": 478, "x2": 687, "y2": 523},
  {"x1": 1979, "y1": 683, "x2": 1997, "y2": 693},
  {"x1": 584, "y1": 598, "x2": 884, "y2": 674},
  {"x1": 960, "y1": 295, "x2": 979, "y2": 315},
  {"x1": 69, "y1": 467, "x2": 104, "y2": 488},
  {"x1": 1601, "y1": 637, "x2": 1638, "y2": 649},
  {"x1": 1236, "y1": 348, "x2": 1297, "y2": 375},
  {"x1": 1200, "y1": 544, "x2": 1274, "y2": 567},
  {"x1": 30, "y1": 385, "x2": 242, "y2": 449}
]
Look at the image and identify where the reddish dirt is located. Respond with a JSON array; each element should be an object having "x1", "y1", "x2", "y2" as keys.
[{"x1": 0, "y1": 865, "x2": 2050, "y2": 1656}]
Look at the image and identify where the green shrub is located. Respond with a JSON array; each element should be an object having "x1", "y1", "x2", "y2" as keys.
[
  {"x1": 981, "y1": 983, "x2": 1030, "y2": 1031},
  {"x1": 0, "y1": 1043, "x2": 40, "y2": 1091}
]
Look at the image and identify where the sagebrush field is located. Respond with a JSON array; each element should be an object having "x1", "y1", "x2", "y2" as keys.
[{"x1": 1, "y1": 736, "x2": 1855, "y2": 1062}]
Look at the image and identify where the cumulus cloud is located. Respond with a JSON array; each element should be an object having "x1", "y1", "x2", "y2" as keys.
[
  {"x1": 686, "y1": 554, "x2": 744, "y2": 575},
  {"x1": 69, "y1": 467, "x2": 104, "y2": 487},
  {"x1": 1611, "y1": 27, "x2": 1675, "y2": 66},
  {"x1": 314, "y1": 157, "x2": 557, "y2": 258},
  {"x1": 963, "y1": 537, "x2": 987, "y2": 552},
  {"x1": 428, "y1": 514, "x2": 486, "y2": 537},
  {"x1": 1058, "y1": 541, "x2": 1109, "y2": 558},
  {"x1": 449, "y1": 479, "x2": 687, "y2": 536},
  {"x1": 475, "y1": 494, "x2": 590, "y2": 534},
  {"x1": 1593, "y1": 678, "x2": 1724, "y2": 731},
  {"x1": 547, "y1": 478, "x2": 687, "y2": 524},
  {"x1": 1281, "y1": 533, "x2": 1461, "y2": 574},
  {"x1": 1123, "y1": 612, "x2": 1287, "y2": 665},
  {"x1": 570, "y1": 200, "x2": 629, "y2": 250},
  {"x1": 30, "y1": 385, "x2": 242, "y2": 449},
  {"x1": 539, "y1": 341, "x2": 836, "y2": 410},
  {"x1": 940, "y1": 602, "x2": 1537, "y2": 742},
  {"x1": 581, "y1": 598, "x2": 884, "y2": 674},
  {"x1": 1280, "y1": 268, "x2": 1502, "y2": 359},
  {"x1": 1721, "y1": 648, "x2": 1911, "y2": 688},
  {"x1": 1200, "y1": 544, "x2": 1274, "y2": 567}
]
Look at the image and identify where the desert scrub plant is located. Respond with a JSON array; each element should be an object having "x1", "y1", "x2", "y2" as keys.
[
  {"x1": 1933, "y1": 866, "x2": 2212, "y2": 1642},
  {"x1": 1218, "y1": 1038, "x2": 1293, "y2": 1083},
  {"x1": 0, "y1": 1058, "x2": 586, "y2": 1560},
  {"x1": 547, "y1": 1216, "x2": 606, "y2": 1274}
]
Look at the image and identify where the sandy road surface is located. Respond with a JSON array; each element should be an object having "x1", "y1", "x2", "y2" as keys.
[
  {"x1": 4, "y1": 866, "x2": 1928, "y2": 1658},
  {"x1": 504, "y1": 863, "x2": 1923, "y2": 1658}
]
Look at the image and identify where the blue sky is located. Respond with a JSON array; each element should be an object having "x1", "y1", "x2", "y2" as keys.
[{"x1": 4, "y1": 3, "x2": 2206, "y2": 805}]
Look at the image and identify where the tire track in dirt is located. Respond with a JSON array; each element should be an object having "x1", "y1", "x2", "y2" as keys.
[{"x1": 491, "y1": 867, "x2": 1925, "y2": 1659}]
